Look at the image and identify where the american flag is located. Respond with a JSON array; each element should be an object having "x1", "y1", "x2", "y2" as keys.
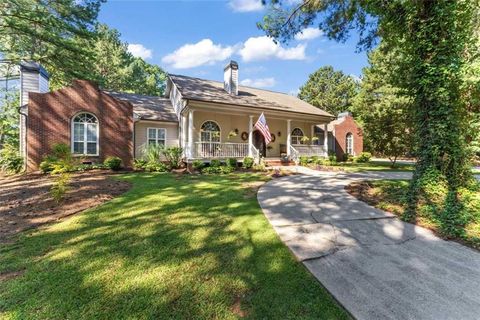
[{"x1": 254, "y1": 113, "x2": 272, "y2": 144}]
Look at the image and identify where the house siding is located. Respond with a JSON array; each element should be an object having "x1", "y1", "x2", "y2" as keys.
[
  {"x1": 26, "y1": 80, "x2": 133, "y2": 171},
  {"x1": 134, "y1": 121, "x2": 179, "y2": 158}
]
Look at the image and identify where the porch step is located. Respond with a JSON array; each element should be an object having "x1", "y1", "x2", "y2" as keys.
[{"x1": 263, "y1": 158, "x2": 295, "y2": 167}]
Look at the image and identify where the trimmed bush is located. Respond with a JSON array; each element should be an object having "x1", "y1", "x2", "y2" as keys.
[
  {"x1": 104, "y1": 156, "x2": 122, "y2": 171},
  {"x1": 210, "y1": 159, "x2": 221, "y2": 167},
  {"x1": 0, "y1": 144, "x2": 24, "y2": 174},
  {"x1": 242, "y1": 156, "x2": 254, "y2": 169},
  {"x1": 356, "y1": 152, "x2": 372, "y2": 163},
  {"x1": 192, "y1": 160, "x2": 205, "y2": 171},
  {"x1": 226, "y1": 158, "x2": 237, "y2": 168}
]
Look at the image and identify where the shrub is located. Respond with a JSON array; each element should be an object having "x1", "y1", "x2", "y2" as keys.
[
  {"x1": 50, "y1": 172, "x2": 71, "y2": 203},
  {"x1": 356, "y1": 152, "x2": 372, "y2": 163},
  {"x1": 242, "y1": 156, "x2": 254, "y2": 169},
  {"x1": 104, "y1": 156, "x2": 122, "y2": 171},
  {"x1": 299, "y1": 156, "x2": 309, "y2": 166},
  {"x1": 133, "y1": 158, "x2": 147, "y2": 170},
  {"x1": 0, "y1": 144, "x2": 24, "y2": 174},
  {"x1": 202, "y1": 166, "x2": 222, "y2": 174},
  {"x1": 143, "y1": 144, "x2": 163, "y2": 163},
  {"x1": 226, "y1": 158, "x2": 237, "y2": 168},
  {"x1": 40, "y1": 155, "x2": 58, "y2": 173},
  {"x1": 221, "y1": 166, "x2": 234, "y2": 174},
  {"x1": 52, "y1": 143, "x2": 71, "y2": 160},
  {"x1": 192, "y1": 159, "x2": 204, "y2": 171},
  {"x1": 210, "y1": 159, "x2": 221, "y2": 167},
  {"x1": 162, "y1": 146, "x2": 183, "y2": 169},
  {"x1": 144, "y1": 161, "x2": 168, "y2": 172}
]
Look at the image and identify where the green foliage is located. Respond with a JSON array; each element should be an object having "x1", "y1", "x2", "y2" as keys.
[
  {"x1": 356, "y1": 152, "x2": 372, "y2": 163},
  {"x1": 39, "y1": 143, "x2": 76, "y2": 174},
  {"x1": 299, "y1": 156, "x2": 309, "y2": 166},
  {"x1": 0, "y1": 144, "x2": 23, "y2": 173},
  {"x1": 161, "y1": 147, "x2": 183, "y2": 169},
  {"x1": 50, "y1": 173, "x2": 71, "y2": 203},
  {"x1": 39, "y1": 156, "x2": 57, "y2": 174},
  {"x1": 210, "y1": 159, "x2": 221, "y2": 168},
  {"x1": 226, "y1": 158, "x2": 237, "y2": 168},
  {"x1": 352, "y1": 47, "x2": 414, "y2": 164},
  {"x1": 298, "y1": 66, "x2": 358, "y2": 115},
  {"x1": 260, "y1": 0, "x2": 479, "y2": 232},
  {"x1": 89, "y1": 24, "x2": 167, "y2": 96},
  {"x1": 0, "y1": 64, "x2": 20, "y2": 148},
  {"x1": 192, "y1": 160, "x2": 205, "y2": 171},
  {"x1": 133, "y1": 158, "x2": 147, "y2": 171},
  {"x1": 142, "y1": 144, "x2": 163, "y2": 164},
  {"x1": 104, "y1": 156, "x2": 122, "y2": 171},
  {"x1": 0, "y1": 0, "x2": 103, "y2": 88},
  {"x1": 242, "y1": 156, "x2": 254, "y2": 169},
  {"x1": 144, "y1": 161, "x2": 168, "y2": 172}
]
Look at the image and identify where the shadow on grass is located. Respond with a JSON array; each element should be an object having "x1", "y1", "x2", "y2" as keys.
[{"x1": 0, "y1": 173, "x2": 348, "y2": 319}]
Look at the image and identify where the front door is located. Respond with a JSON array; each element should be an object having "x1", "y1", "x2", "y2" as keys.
[{"x1": 253, "y1": 130, "x2": 266, "y2": 157}]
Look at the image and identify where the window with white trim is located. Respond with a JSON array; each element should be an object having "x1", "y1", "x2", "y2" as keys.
[
  {"x1": 148, "y1": 128, "x2": 166, "y2": 146},
  {"x1": 200, "y1": 121, "x2": 220, "y2": 142},
  {"x1": 72, "y1": 113, "x2": 98, "y2": 155},
  {"x1": 291, "y1": 128, "x2": 305, "y2": 145},
  {"x1": 346, "y1": 133, "x2": 354, "y2": 155},
  {"x1": 313, "y1": 126, "x2": 324, "y2": 145}
]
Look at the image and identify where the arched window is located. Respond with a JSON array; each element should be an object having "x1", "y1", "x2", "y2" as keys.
[
  {"x1": 72, "y1": 113, "x2": 99, "y2": 155},
  {"x1": 346, "y1": 133, "x2": 353, "y2": 155},
  {"x1": 201, "y1": 121, "x2": 220, "y2": 142},
  {"x1": 291, "y1": 128, "x2": 305, "y2": 145}
]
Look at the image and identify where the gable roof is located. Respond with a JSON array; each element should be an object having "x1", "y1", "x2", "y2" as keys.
[
  {"x1": 169, "y1": 74, "x2": 333, "y2": 118},
  {"x1": 104, "y1": 91, "x2": 178, "y2": 122}
]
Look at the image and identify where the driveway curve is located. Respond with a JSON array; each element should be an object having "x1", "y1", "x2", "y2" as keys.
[{"x1": 258, "y1": 168, "x2": 480, "y2": 320}]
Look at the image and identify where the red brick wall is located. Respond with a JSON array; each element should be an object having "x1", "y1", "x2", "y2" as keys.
[
  {"x1": 27, "y1": 80, "x2": 133, "y2": 171},
  {"x1": 333, "y1": 116, "x2": 363, "y2": 160}
]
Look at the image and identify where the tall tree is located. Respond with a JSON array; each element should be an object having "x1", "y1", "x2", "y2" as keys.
[
  {"x1": 298, "y1": 66, "x2": 357, "y2": 116},
  {"x1": 0, "y1": 63, "x2": 20, "y2": 148},
  {"x1": 259, "y1": 0, "x2": 478, "y2": 225},
  {"x1": 0, "y1": 0, "x2": 104, "y2": 88},
  {"x1": 352, "y1": 48, "x2": 413, "y2": 167}
]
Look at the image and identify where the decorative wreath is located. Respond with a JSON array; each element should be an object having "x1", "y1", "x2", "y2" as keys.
[
  {"x1": 241, "y1": 131, "x2": 248, "y2": 141},
  {"x1": 270, "y1": 133, "x2": 276, "y2": 142}
]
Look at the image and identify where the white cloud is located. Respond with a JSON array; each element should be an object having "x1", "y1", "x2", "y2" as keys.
[
  {"x1": 228, "y1": 0, "x2": 263, "y2": 12},
  {"x1": 128, "y1": 44, "x2": 153, "y2": 59},
  {"x1": 294, "y1": 27, "x2": 323, "y2": 41},
  {"x1": 240, "y1": 77, "x2": 276, "y2": 88},
  {"x1": 162, "y1": 39, "x2": 234, "y2": 69},
  {"x1": 239, "y1": 36, "x2": 306, "y2": 62}
]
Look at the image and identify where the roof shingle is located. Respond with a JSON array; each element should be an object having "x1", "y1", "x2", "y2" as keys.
[{"x1": 169, "y1": 74, "x2": 333, "y2": 118}]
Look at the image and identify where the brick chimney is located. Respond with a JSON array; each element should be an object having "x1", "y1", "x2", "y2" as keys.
[
  {"x1": 224, "y1": 60, "x2": 239, "y2": 95},
  {"x1": 19, "y1": 61, "x2": 50, "y2": 158}
]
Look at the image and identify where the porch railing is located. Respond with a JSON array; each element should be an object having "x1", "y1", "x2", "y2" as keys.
[
  {"x1": 250, "y1": 144, "x2": 260, "y2": 164},
  {"x1": 193, "y1": 142, "x2": 249, "y2": 159},
  {"x1": 293, "y1": 145, "x2": 327, "y2": 157},
  {"x1": 289, "y1": 145, "x2": 300, "y2": 164}
]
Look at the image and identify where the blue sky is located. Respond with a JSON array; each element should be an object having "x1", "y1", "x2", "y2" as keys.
[{"x1": 98, "y1": 0, "x2": 369, "y2": 94}]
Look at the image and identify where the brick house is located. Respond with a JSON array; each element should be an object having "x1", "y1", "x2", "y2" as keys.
[{"x1": 19, "y1": 61, "x2": 363, "y2": 171}]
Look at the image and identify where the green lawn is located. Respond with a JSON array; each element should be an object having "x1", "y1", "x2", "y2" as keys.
[
  {"x1": 321, "y1": 161, "x2": 414, "y2": 172},
  {"x1": 347, "y1": 179, "x2": 480, "y2": 249},
  {"x1": 0, "y1": 173, "x2": 348, "y2": 319}
]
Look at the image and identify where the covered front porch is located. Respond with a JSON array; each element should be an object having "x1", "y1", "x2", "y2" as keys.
[{"x1": 180, "y1": 104, "x2": 332, "y2": 162}]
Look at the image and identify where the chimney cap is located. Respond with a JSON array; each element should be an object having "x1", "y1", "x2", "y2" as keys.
[
  {"x1": 20, "y1": 61, "x2": 50, "y2": 80},
  {"x1": 338, "y1": 111, "x2": 352, "y2": 118},
  {"x1": 224, "y1": 60, "x2": 239, "y2": 71}
]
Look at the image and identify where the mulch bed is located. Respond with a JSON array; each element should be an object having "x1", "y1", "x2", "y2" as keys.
[
  {"x1": 0, "y1": 170, "x2": 131, "y2": 243},
  {"x1": 344, "y1": 181, "x2": 380, "y2": 206}
]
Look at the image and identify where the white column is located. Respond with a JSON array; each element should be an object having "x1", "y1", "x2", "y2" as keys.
[
  {"x1": 323, "y1": 123, "x2": 329, "y2": 155},
  {"x1": 286, "y1": 119, "x2": 292, "y2": 156},
  {"x1": 188, "y1": 110, "x2": 195, "y2": 158},
  {"x1": 248, "y1": 115, "x2": 254, "y2": 157},
  {"x1": 311, "y1": 125, "x2": 314, "y2": 145},
  {"x1": 182, "y1": 114, "x2": 188, "y2": 155}
]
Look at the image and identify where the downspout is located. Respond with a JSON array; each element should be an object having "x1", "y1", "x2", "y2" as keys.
[{"x1": 18, "y1": 104, "x2": 28, "y2": 171}]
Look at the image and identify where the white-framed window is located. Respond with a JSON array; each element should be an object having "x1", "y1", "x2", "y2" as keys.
[
  {"x1": 313, "y1": 126, "x2": 324, "y2": 145},
  {"x1": 72, "y1": 112, "x2": 99, "y2": 156},
  {"x1": 200, "y1": 120, "x2": 221, "y2": 142},
  {"x1": 147, "y1": 128, "x2": 166, "y2": 146},
  {"x1": 346, "y1": 133, "x2": 354, "y2": 155},
  {"x1": 291, "y1": 128, "x2": 305, "y2": 145}
]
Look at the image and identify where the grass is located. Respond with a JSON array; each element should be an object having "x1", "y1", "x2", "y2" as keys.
[
  {"x1": 0, "y1": 173, "x2": 348, "y2": 319},
  {"x1": 346, "y1": 179, "x2": 480, "y2": 249},
  {"x1": 314, "y1": 160, "x2": 414, "y2": 172}
]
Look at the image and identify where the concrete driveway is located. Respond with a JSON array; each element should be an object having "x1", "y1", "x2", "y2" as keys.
[{"x1": 258, "y1": 169, "x2": 480, "y2": 320}]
